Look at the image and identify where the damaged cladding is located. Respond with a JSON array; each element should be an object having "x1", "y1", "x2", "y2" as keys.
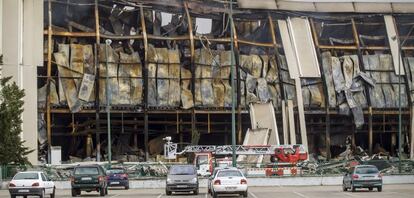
[{"x1": 38, "y1": 0, "x2": 414, "y2": 163}]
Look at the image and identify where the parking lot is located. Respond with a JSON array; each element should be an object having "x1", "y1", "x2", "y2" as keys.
[{"x1": 1, "y1": 184, "x2": 414, "y2": 198}]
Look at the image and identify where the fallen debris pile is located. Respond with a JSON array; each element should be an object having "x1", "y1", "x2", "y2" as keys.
[{"x1": 300, "y1": 154, "x2": 414, "y2": 176}]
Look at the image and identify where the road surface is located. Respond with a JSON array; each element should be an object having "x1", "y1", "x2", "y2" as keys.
[{"x1": 1, "y1": 184, "x2": 414, "y2": 198}]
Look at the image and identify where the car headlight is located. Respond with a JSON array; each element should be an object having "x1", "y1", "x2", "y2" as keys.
[
  {"x1": 167, "y1": 178, "x2": 172, "y2": 184},
  {"x1": 191, "y1": 178, "x2": 198, "y2": 183}
]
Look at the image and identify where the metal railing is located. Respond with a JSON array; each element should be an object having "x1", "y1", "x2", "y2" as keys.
[{"x1": 1, "y1": 159, "x2": 413, "y2": 181}]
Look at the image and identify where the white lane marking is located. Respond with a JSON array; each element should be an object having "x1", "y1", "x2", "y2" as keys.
[
  {"x1": 249, "y1": 191, "x2": 259, "y2": 198},
  {"x1": 293, "y1": 191, "x2": 309, "y2": 198},
  {"x1": 157, "y1": 193, "x2": 163, "y2": 198},
  {"x1": 344, "y1": 192, "x2": 357, "y2": 197},
  {"x1": 205, "y1": 192, "x2": 208, "y2": 198},
  {"x1": 110, "y1": 194, "x2": 120, "y2": 198}
]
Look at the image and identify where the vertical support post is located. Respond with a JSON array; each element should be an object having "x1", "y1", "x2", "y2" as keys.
[
  {"x1": 176, "y1": 112, "x2": 179, "y2": 134},
  {"x1": 208, "y1": 113, "x2": 211, "y2": 134},
  {"x1": 86, "y1": 134, "x2": 92, "y2": 157},
  {"x1": 295, "y1": 78, "x2": 308, "y2": 151},
  {"x1": 105, "y1": 39, "x2": 112, "y2": 166},
  {"x1": 392, "y1": 15, "x2": 404, "y2": 173},
  {"x1": 282, "y1": 100, "x2": 289, "y2": 144},
  {"x1": 269, "y1": 14, "x2": 288, "y2": 145},
  {"x1": 184, "y1": 2, "x2": 197, "y2": 145},
  {"x1": 411, "y1": 106, "x2": 414, "y2": 159},
  {"x1": 94, "y1": 0, "x2": 101, "y2": 162},
  {"x1": 94, "y1": 44, "x2": 101, "y2": 162},
  {"x1": 391, "y1": 132, "x2": 397, "y2": 156},
  {"x1": 287, "y1": 100, "x2": 296, "y2": 144},
  {"x1": 235, "y1": 44, "x2": 242, "y2": 145},
  {"x1": 309, "y1": 18, "x2": 331, "y2": 160},
  {"x1": 133, "y1": 117, "x2": 138, "y2": 149},
  {"x1": 46, "y1": 0, "x2": 53, "y2": 160},
  {"x1": 228, "y1": 12, "x2": 242, "y2": 145},
  {"x1": 229, "y1": 0, "x2": 237, "y2": 167},
  {"x1": 368, "y1": 107, "x2": 373, "y2": 155},
  {"x1": 139, "y1": 6, "x2": 149, "y2": 160}
]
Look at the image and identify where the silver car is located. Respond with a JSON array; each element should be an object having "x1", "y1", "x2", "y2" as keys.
[
  {"x1": 165, "y1": 165, "x2": 199, "y2": 195},
  {"x1": 343, "y1": 165, "x2": 382, "y2": 192}
]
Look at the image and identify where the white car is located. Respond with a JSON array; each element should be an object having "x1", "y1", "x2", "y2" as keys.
[
  {"x1": 8, "y1": 171, "x2": 55, "y2": 198},
  {"x1": 211, "y1": 169, "x2": 248, "y2": 198},
  {"x1": 208, "y1": 167, "x2": 237, "y2": 195}
]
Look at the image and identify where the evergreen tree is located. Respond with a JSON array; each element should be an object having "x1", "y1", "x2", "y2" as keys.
[{"x1": 0, "y1": 74, "x2": 34, "y2": 165}]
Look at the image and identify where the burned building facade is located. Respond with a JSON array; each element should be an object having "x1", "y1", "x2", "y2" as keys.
[{"x1": 36, "y1": 0, "x2": 414, "y2": 163}]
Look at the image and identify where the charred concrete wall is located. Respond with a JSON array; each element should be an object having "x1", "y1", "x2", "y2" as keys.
[{"x1": 38, "y1": 0, "x2": 414, "y2": 163}]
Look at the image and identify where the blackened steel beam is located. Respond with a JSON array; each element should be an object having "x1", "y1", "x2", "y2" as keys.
[{"x1": 140, "y1": 6, "x2": 149, "y2": 161}]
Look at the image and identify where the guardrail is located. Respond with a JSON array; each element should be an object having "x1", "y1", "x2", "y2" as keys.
[{"x1": 1, "y1": 159, "x2": 413, "y2": 181}]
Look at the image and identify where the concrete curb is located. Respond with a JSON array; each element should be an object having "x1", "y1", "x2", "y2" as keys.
[{"x1": 1, "y1": 175, "x2": 413, "y2": 189}]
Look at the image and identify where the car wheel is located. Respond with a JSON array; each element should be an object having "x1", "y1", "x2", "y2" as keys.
[
  {"x1": 125, "y1": 185, "x2": 129, "y2": 190},
  {"x1": 342, "y1": 183, "x2": 347, "y2": 192},
  {"x1": 51, "y1": 187, "x2": 56, "y2": 198},
  {"x1": 71, "y1": 188, "x2": 77, "y2": 197},
  {"x1": 378, "y1": 186, "x2": 382, "y2": 192},
  {"x1": 39, "y1": 189, "x2": 45, "y2": 198},
  {"x1": 212, "y1": 191, "x2": 218, "y2": 198},
  {"x1": 351, "y1": 185, "x2": 356, "y2": 192},
  {"x1": 368, "y1": 187, "x2": 373, "y2": 191},
  {"x1": 194, "y1": 188, "x2": 199, "y2": 195},
  {"x1": 166, "y1": 189, "x2": 172, "y2": 196},
  {"x1": 243, "y1": 191, "x2": 248, "y2": 197},
  {"x1": 10, "y1": 195, "x2": 16, "y2": 198},
  {"x1": 100, "y1": 187, "x2": 106, "y2": 196}
]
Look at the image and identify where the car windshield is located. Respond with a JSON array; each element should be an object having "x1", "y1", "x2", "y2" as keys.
[
  {"x1": 212, "y1": 169, "x2": 221, "y2": 177},
  {"x1": 217, "y1": 170, "x2": 242, "y2": 177},
  {"x1": 13, "y1": 173, "x2": 39, "y2": 180},
  {"x1": 355, "y1": 167, "x2": 379, "y2": 174},
  {"x1": 169, "y1": 166, "x2": 196, "y2": 175},
  {"x1": 197, "y1": 155, "x2": 208, "y2": 164},
  {"x1": 74, "y1": 167, "x2": 99, "y2": 175},
  {"x1": 106, "y1": 169, "x2": 125, "y2": 174}
]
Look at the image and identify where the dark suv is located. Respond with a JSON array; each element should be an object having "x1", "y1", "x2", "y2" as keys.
[{"x1": 71, "y1": 165, "x2": 108, "y2": 197}]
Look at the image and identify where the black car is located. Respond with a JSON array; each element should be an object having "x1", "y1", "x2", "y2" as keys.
[
  {"x1": 106, "y1": 168, "x2": 129, "y2": 189},
  {"x1": 71, "y1": 165, "x2": 108, "y2": 197},
  {"x1": 166, "y1": 165, "x2": 199, "y2": 195}
]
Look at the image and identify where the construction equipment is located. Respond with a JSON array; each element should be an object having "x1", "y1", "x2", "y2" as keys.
[{"x1": 163, "y1": 137, "x2": 308, "y2": 176}]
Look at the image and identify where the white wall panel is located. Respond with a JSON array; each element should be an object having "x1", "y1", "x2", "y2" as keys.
[
  {"x1": 288, "y1": 17, "x2": 320, "y2": 78},
  {"x1": 384, "y1": 15, "x2": 405, "y2": 75},
  {"x1": 278, "y1": 19, "x2": 299, "y2": 79}
]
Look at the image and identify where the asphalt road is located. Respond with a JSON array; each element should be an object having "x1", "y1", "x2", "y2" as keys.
[{"x1": 1, "y1": 184, "x2": 414, "y2": 198}]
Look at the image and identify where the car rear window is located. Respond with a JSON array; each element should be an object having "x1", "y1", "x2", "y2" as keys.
[
  {"x1": 355, "y1": 167, "x2": 379, "y2": 174},
  {"x1": 169, "y1": 166, "x2": 196, "y2": 175},
  {"x1": 13, "y1": 173, "x2": 39, "y2": 180},
  {"x1": 217, "y1": 170, "x2": 242, "y2": 177},
  {"x1": 74, "y1": 167, "x2": 99, "y2": 175},
  {"x1": 107, "y1": 169, "x2": 125, "y2": 174}
]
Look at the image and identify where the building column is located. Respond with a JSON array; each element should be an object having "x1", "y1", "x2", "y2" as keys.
[{"x1": 2, "y1": 0, "x2": 43, "y2": 165}]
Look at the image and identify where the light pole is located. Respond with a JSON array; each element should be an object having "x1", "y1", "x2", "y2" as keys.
[
  {"x1": 229, "y1": 0, "x2": 236, "y2": 167},
  {"x1": 395, "y1": 18, "x2": 414, "y2": 173},
  {"x1": 105, "y1": 39, "x2": 112, "y2": 168}
]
